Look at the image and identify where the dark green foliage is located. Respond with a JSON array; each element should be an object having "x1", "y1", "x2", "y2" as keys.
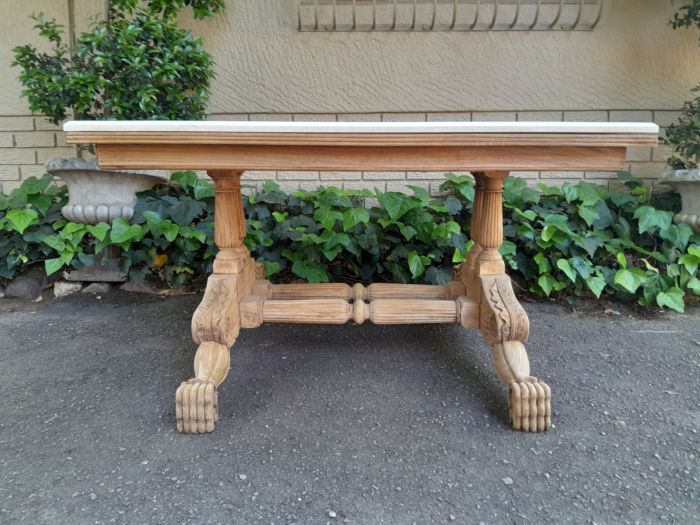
[
  {"x1": 671, "y1": 0, "x2": 700, "y2": 31},
  {"x1": 1, "y1": 172, "x2": 698, "y2": 312},
  {"x1": 12, "y1": 1, "x2": 220, "y2": 125},
  {"x1": 666, "y1": 1, "x2": 700, "y2": 168},
  {"x1": 108, "y1": 0, "x2": 224, "y2": 20},
  {"x1": 666, "y1": 91, "x2": 700, "y2": 170},
  {"x1": 0, "y1": 175, "x2": 67, "y2": 280},
  {"x1": 244, "y1": 183, "x2": 465, "y2": 285}
]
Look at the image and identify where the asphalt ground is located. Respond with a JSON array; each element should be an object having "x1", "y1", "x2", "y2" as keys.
[{"x1": 0, "y1": 291, "x2": 698, "y2": 524}]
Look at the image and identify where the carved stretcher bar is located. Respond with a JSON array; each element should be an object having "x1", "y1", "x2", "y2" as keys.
[{"x1": 65, "y1": 120, "x2": 658, "y2": 434}]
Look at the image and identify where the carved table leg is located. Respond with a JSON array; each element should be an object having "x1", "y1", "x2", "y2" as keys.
[
  {"x1": 473, "y1": 172, "x2": 552, "y2": 432},
  {"x1": 176, "y1": 171, "x2": 256, "y2": 434}
]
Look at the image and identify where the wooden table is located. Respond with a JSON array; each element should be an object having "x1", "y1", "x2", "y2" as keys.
[{"x1": 65, "y1": 120, "x2": 658, "y2": 434}]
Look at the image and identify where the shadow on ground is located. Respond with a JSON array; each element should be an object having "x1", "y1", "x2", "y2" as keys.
[{"x1": 0, "y1": 291, "x2": 698, "y2": 524}]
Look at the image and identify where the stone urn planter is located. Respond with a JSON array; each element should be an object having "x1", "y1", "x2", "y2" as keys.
[
  {"x1": 661, "y1": 169, "x2": 700, "y2": 234},
  {"x1": 46, "y1": 158, "x2": 169, "y2": 281}
]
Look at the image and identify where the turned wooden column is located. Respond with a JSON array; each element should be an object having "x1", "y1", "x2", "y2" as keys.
[
  {"x1": 475, "y1": 171, "x2": 508, "y2": 275},
  {"x1": 209, "y1": 170, "x2": 250, "y2": 274}
]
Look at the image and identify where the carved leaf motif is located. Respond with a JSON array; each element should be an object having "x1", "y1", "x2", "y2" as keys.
[{"x1": 479, "y1": 275, "x2": 529, "y2": 344}]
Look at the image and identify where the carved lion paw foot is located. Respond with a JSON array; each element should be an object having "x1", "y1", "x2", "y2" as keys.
[
  {"x1": 175, "y1": 379, "x2": 219, "y2": 434},
  {"x1": 508, "y1": 377, "x2": 551, "y2": 432}
]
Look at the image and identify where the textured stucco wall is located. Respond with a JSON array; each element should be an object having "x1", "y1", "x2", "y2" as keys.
[
  {"x1": 0, "y1": 0, "x2": 698, "y2": 192},
  {"x1": 193, "y1": 0, "x2": 700, "y2": 114}
]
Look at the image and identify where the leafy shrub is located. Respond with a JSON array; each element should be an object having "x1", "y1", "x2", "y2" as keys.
[
  {"x1": 666, "y1": 1, "x2": 700, "y2": 168},
  {"x1": 12, "y1": 0, "x2": 223, "y2": 126},
  {"x1": 1, "y1": 172, "x2": 698, "y2": 312}
]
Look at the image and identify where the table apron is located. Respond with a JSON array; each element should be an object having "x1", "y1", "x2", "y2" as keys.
[{"x1": 95, "y1": 144, "x2": 626, "y2": 172}]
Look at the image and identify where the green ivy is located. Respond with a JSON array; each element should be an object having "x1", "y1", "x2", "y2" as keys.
[
  {"x1": 0, "y1": 175, "x2": 67, "y2": 279},
  {"x1": 1, "y1": 172, "x2": 698, "y2": 312}
]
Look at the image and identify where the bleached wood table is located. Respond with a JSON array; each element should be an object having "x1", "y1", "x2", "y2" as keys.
[{"x1": 65, "y1": 121, "x2": 658, "y2": 434}]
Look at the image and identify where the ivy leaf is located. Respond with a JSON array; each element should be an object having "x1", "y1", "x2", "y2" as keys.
[
  {"x1": 454, "y1": 181, "x2": 475, "y2": 202},
  {"x1": 272, "y1": 211, "x2": 288, "y2": 223},
  {"x1": 420, "y1": 265, "x2": 441, "y2": 284},
  {"x1": 314, "y1": 208, "x2": 342, "y2": 231},
  {"x1": 6, "y1": 208, "x2": 38, "y2": 234},
  {"x1": 41, "y1": 234, "x2": 66, "y2": 252},
  {"x1": 18, "y1": 175, "x2": 52, "y2": 195},
  {"x1": 642, "y1": 274, "x2": 665, "y2": 305},
  {"x1": 161, "y1": 221, "x2": 179, "y2": 242},
  {"x1": 541, "y1": 225, "x2": 561, "y2": 243},
  {"x1": 322, "y1": 245, "x2": 343, "y2": 261},
  {"x1": 291, "y1": 259, "x2": 329, "y2": 283},
  {"x1": 376, "y1": 191, "x2": 418, "y2": 220},
  {"x1": 63, "y1": 222, "x2": 84, "y2": 235},
  {"x1": 614, "y1": 269, "x2": 646, "y2": 293},
  {"x1": 86, "y1": 222, "x2": 110, "y2": 242},
  {"x1": 556, "y1": 259, "x2": 577, "y2": 283},
  {"x1": 433, "y1": 221, "x2": 461, "y2": 239},
  {"x1": 170, "y1": 171, "x2": 199, "y2": 190},
  {"x1": 444, "y1": 195, "x2": 463, "y2": 215},
  {"x1": 397, "y1": 222, "x2": 417, "y2": 241},
  {"x1": 513, "y1": 208, "x2": 537, "y2": 221},
  {"x1": 679, "y1": 253, "x2": 700, "y2": 275},
  {"x1": 538, "y1": 275, "x2": 557, "y2": 296},
  {"x1": 538, "y1": 184, "x2": 561, "y2": 197},
  {"x1": 376, "y1": 191, "x2": 404, "y2": 220},
  {"x1": 616, "y1": 252, "x2": 627, "y2": 269},
  {"x1": 586, "y1": 276, "x2": 606, "y2": 298},
  {"x1": 27, "y1": 193, "x2": 53, "y2": 216},
  {"x1": 499, "y1": 240, "x2": 517, "y2": 257},
  {"x1": 521, "y1": 186, "x2": 541, "y2": 205},
  {"x1": 667, "y1": 263, "x2": 681, "y2": 278},
  {"x1": 571, "y1": 256, "x2": 593, "y2": 279},
  {"x1": 261, "y1": 259, "x2": 281, "y2": 278},
  {"x1": 633, "y1": 206, "x2": 673, "y2": 234},
  {"x1": 169, "y1": 197, "x2": 206, "y2": 225},
  {"x1": 656, "y1": 287, "x2": 685, "y2": 313},
  {"x1": 534, "y1": 252, "x2": 551, "y2": 274},
  {"x1": 408, "y1": 185, "x2": 429, "y2": 200},
  {"x1": 592, "y1": 201, "x2": 614, "y2": 230},
  {"x1": 687, "y1": 277, "x2": 700, "y2": 296},
  {"x1": 408, "y1": 250, "x2": 428, "y2": 278},
  {"x1": 576, "y1": 182, "x2": 602, "y2": 206},
  {"x1": 562, "y1": 183, "x2": 578, "y2": 203},
  {"x1": 44, "y1": 257, "x2": 64, "y2": 276},
  {"x1": 342, "y1": 208, "x2": 369, "y2": 231},
  {"x1": 578, "y1": 205, "x2": 599, "y2": 227},
  {"x1": 659, "y1": 223, "x2": 692, "y2": 251},
  {"x1": 575, "y1": 235, "x2": 605, "y2": 258},
  {"x1": 193, "y1": 180, "x2": 215, "y2": 200},
  {"x1": 110, "y1": 218, "x2": 144, "y2": 244}
]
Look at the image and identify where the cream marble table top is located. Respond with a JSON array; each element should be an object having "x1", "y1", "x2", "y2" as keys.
[{"x1": 64, "y1": 120, "x2": 659, "y2": 135}]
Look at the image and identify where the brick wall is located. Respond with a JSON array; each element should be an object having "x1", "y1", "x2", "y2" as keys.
[
  {"x1": 0, "y1": 116, "x2": 77, "y2": 193},
  {"x1": 0, "y1": 110, "x2": 674, "y2": 194}
]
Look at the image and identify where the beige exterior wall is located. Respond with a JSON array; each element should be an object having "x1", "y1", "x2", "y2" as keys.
[{"x1": 0, "y1": 0, "x2": 698, "y2": 192}]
